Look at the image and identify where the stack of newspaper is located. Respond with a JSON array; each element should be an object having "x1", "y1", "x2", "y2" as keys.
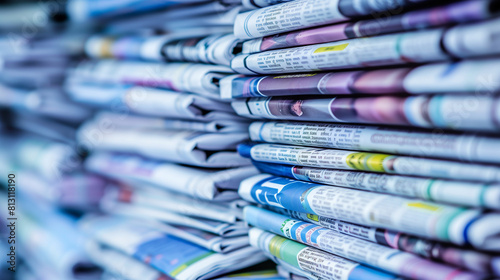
[
  {"x1": 61, "y1": 2, "x2": 284, "y2": 280},
  {"x1": 0, "y1": 1, "x2": 284, "y2": 279},
  {"x1": 222, "y1": 0, "x2": 500, "y2": 279},
  {"x1": 2, "y1": 0, "x2": 500, "y2": 279}
]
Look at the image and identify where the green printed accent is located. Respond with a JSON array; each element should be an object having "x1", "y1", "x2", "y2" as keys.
[
  {"x1": 479, "y1": 184, "x2": 489, "y2": 207},
  {"x1": 435, "y1": 208, "x2": 468, "y2": 241},
  {"x1": 281, "y1": 219, "x2": 292, "y2": 235},
  {"x1": 283, "y1": 242, "x2": 307, "y2": 268},
  {"x1": 424, "y1": 180, "x2": 436, "y2": 201},
  {"x1": 268, "y1": 236, "x2": 305, "y2": 268},
  {"x1": 269, "y1": 235, "x2": 287, "y2": 258},
  {"x1": 170, "y1": 252, "x2": 215, "y2": 277}
]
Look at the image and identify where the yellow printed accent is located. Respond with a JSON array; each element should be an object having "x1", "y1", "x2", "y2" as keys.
[
  {"x1": 346, "y1": 153, "x2": 366, "y2": 170},
  {"x1": 170, "y1": 264, "x2": 188, "y2": 276},
  {"x1": 100, "y1": 38, "x2": 115, "y2": 57},
  {"x1": 314, "y1": 43, "x2": 349, "y2": 53},
  {"x1": 365, "y1": 154, "x2": 390, "y2": 172},
  {"x1": 307, "y1": 214, "x2": 319, "y2": 222},
  {"x1": 171, "y1": 251, "x2": 214, "y2": 276},
  {"x1": 268, "y1": 236, "x2": 287, "y2": 258},
  {"x1": 273, "y1": 74, "x2": 317, "y2": 79},
  {"x1": 346, "y1": 152, "x2": 389, "y2": 172},
  {"x1": 407, "y1": 202, "x2": 441, "y2": 211}
]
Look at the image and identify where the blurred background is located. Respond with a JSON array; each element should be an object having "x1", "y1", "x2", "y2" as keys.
[
  {"x1": 0, "y1": 1, "x2": 250, "y2": 279},
  {"x1": 1, "y1": 0, "x2": 500, "y2": 280}
]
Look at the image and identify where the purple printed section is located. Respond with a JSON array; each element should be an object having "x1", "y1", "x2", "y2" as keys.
[
  {"x1": 59, "y1": 174, "x2": 107, "y2": 208},
  {"x1": 329, "y1": 97, "x2": 408, "y2": 125},
  {"x1": 375, "y1": 229, "x2": 497, "y2": 275},
  {"x1": 258, "y1": 96, "x2": 409, "y2": 125},
  {"x1": 349, "y1": 69, "x2": 410, "y2": 94},
  {"x1": 241, "y1": 95, "x2": 500, "y2": 131},
  {"x1": 231, "y1": 68, "x2": 412, "y2": 98},
  {"x1": 403, "y1": 0, "x2": 488, "y2": 28},
  {"x1": 260, "y1": 23, "x2": 349, "y2": 52},
  {"x1": 257, "y1": 0, "x2": 490, "y2": 52},
  {"x1": 121, "y1": 78, "x2": 177, "y2": 91}
]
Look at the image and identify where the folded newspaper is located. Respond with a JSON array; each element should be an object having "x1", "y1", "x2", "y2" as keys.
[
  {"x1": 85, "y1": 152, "x2": 257, "y2": 200},
  {"x1": 231, "y1": 95, "x2": 500, "y2": 132},
  {"x1": 241, "y1": 0, "x2": 497, "y2": 53},
  {"x1": 270, "y1": 207, "x2": 500, "y2": 275},
  {"x1": 78, "y1": 126, "x2": 251, "y2": 167},
  {"x1": 238, "y1": 143, "x2": 500, "y2": 182},
  {"x1": 89, "y1": 241, "x2": 283, "y2": 280},
  {"x1": 101, "y1": 201, "x2": 249, "y2": 237},
  {"x1": 66, "y1": 82, "x2": 239, "y2": 121},
  {"x1": 232, "y1": 19, "x2": 500, "y2": 74},
  {"x1": 79, "y1": 215, "x2": 267, "y2": 280},
  {"x1": 245, "y1": 206, "x2": 483, "y2": 279},
  {"x1": 161, "y1": 34, "x2": 244, "y2": 65},
  {"x1": 92, "y1": 112, "x2": 250, "y2": 133},
  {"x1": 160, "y1": 225, "x2": 249, "y2": 253},
  {"x1": 4, "y1": 0, "x2": 500, "y2": 278},
  {"x1": 249, "y1": 227, "x2": 398, "y2": 280},
  {"x1": 248, "y1": 121, "x2": 500, "y2": 164},
  {"x1": 221, "y1": 59, "x2": 500, "y2": 98},
  {"x1": 252, "y1": 161, "x2": 500, "y2": 209},
  {"x1": 103, "y1": 186, "x2": 245, "y2": 223},
  {"x1": 85, "y1": 33, "x2": 243, "y2": 65},
  {"x1": 239, "y1": 174, "x2": 500, "y2": 249},
  {"x1": 86, "y1": 241, "x2": 170, "y2": 280},
  {"x1": 71, "y1": 60, "x2": 234, "y2": 99},
  {"x1": 234, "y1": 0, "x2": 435, "y2": 39},
  {"x1": 93, "y1": 200, "x2": 249, "y2": 253}
]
